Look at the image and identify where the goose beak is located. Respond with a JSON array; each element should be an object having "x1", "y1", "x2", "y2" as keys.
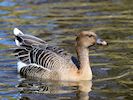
[{"x1": 96, "y1": 38, "x2": 107, "y2": 45}]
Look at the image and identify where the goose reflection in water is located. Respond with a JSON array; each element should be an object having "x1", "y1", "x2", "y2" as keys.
[{"x1": 18, "y1": 79, "x2": 92, "y2": 100}]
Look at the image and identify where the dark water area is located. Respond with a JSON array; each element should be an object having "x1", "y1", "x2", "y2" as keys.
[{"x1": 0, "y1": 0, "x2": 133, "y2": 100}]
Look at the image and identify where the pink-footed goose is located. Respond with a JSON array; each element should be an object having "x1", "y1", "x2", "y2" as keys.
[{"x1": 13, "y1": 28, "x2": 107, "y2": 81}]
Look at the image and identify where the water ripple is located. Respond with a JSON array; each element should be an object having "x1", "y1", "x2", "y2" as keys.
[{"x1": 0, "y1": 1, "x2": 16, "y2": 7}]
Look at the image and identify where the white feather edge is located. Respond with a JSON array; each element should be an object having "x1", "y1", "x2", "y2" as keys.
[
  {"x1": 17, "y1": 61, "x2": 27, "y2": 73},
  {"x1": 17, "y1": 61, "x2": 51, "y2": 73},
  {"x1": 13, "y1": 28, "x2": 24, "y2": 36},
  {"x1": 15, "y1": 39, "x2": 21, "y2": 46}
]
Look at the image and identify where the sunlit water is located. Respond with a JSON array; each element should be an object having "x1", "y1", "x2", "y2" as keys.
[{"x1": 0, "y1": 0, "x2": 133, "y2": 100}]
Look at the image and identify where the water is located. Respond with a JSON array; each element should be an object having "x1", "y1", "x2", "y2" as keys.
[{"x1": 0, "y1": 0, "x2": 133, "y2": 100}]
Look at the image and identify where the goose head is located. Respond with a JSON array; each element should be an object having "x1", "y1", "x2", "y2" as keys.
[{"x1": 76, "y1": 31, "x2": 107, "y2": 48}]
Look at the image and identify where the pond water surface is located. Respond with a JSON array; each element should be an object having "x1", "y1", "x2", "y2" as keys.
[{"x1": 0, "y1": 0, "x2": 133, "y2": 100}]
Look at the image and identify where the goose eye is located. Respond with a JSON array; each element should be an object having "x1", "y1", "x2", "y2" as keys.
[
  {"x1": 86, "y1": 34, "x2": 93, "y2": 37},
  {"x1": 89, "y1": 35, "x2": 93, "y2": 37}
]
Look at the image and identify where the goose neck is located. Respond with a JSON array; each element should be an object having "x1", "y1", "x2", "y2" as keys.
[{"x1": 76, "y1": 46, "x2": 92, "y2": 80}]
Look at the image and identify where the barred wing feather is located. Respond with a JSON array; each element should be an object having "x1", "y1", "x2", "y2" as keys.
[{"x1": 13, "y1": 28, "x2": 79, "y2": 72}]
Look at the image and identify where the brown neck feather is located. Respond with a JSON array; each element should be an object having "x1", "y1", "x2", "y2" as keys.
[{"x1": 76, "y1": 46, "x2": 92, "y2": 80}]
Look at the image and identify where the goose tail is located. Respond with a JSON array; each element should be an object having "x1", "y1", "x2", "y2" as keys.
[
  {"x1": 13, "y1": 28, "x2": 24, "y2": 46},
  {"x1": 13, "y1": 28, "x2": 47, "y2": 47}
]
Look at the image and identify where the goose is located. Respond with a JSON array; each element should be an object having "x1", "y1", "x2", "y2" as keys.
[{"x1": 13, "y1": 28, "x2": 107, "y2": 81}]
